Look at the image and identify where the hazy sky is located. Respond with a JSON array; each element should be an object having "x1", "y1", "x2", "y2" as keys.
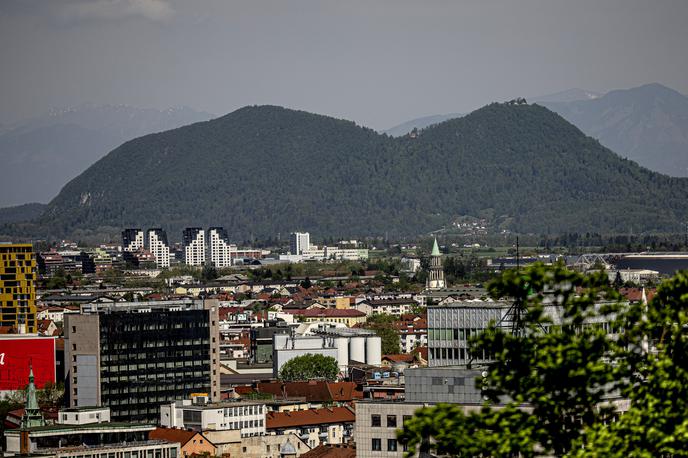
[{"x1": 1, "y1": 0, "x2": 687, "y2": 130}]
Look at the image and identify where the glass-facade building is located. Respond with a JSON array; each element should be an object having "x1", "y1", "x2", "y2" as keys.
[{"x1": 65, "y1": 300, "x2": 221, "y2": 423}]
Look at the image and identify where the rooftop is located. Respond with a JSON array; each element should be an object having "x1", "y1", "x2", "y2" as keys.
[
  {"x1": 79, "y1": 299, "x2": 213, "y2": 314},
  {"x1": 266, "y1": 406, "x2": 355, "y2": 429},
  {"x1": 4, "y1": 422, "x2": 155, "y2": 435},
  {"x1": 149, "y1": 427, "x2": 214, "y2": 447}
]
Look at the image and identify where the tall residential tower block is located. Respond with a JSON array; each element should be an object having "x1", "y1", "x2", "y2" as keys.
[{"x1": 0, "y1": 244, "x2": 36, "y2": 333}]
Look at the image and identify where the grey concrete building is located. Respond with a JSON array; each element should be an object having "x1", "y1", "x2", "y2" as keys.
[
  {"x1": 355, "y1": 401, "x2": 485, "y2": 458},
  {"x1": 405, "y1": 366, "x2": 486, "y2": 404},
  {"x1": 64, "y1": 299, "x2": 221, "y2": 423}
]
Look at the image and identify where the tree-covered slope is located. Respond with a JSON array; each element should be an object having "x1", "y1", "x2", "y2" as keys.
[
  {"x1": 404, "y1": 102, "x2": 688, "y2": 234},
  {"x1": 0, "y1": 105, "x2": 214, "y2": 206},
  {"x1": 16, "y1": 103, "x2": 688, "y2": 240},
  {"x1": 0, "y1": 203, "x2": 48, "y2": 225}
]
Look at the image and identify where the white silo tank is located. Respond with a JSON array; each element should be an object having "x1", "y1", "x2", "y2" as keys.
[
  {"x1": 336, "y1": 337, "x2": 350, "y2": 370},
  {"x1": 365, "y1": 336, "x2": 382, "y2": 366},
  {"x1": 349, "y1": 337, "x2": 366, "y2": 363}
]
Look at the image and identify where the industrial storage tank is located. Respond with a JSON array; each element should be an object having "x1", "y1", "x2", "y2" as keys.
[
  {"x1": 335, "y1": 337, "x2": 350, "y2": 370},
  {"x1": 365, "y1": 336, "x2": 382, "y2": 366},
  {"x1": 349, "y1": 336, "x2": 366, "y2": 363}
]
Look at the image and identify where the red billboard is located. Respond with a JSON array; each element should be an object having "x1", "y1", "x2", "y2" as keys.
[{"x1": 0, "y1": 337, "x2": 56, "y2": 390}]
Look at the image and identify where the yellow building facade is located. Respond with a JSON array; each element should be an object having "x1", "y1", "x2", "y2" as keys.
[{"x1": 0, "y1": 244, "x2": 37, "y2": 333}]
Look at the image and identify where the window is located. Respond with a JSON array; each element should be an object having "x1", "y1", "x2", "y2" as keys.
[
  {"x1": 386, "y1": 415, "x2": 397, "y2": 428},
  {"x1": 372, "y1": 438, "x2": 382, "y2": 451},
  {"x1": 387, "y1": 439, "x2": 398, "y2": 451},
  {"x1": 402, "y1": 415, "x2": 412, "y2": 425},
  {"x1": 371, "y1": 414, "x2": 381, "y2": 427}
]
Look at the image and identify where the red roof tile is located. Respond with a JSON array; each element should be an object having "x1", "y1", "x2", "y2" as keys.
[
  {"x1": 287, "y1": 309, "x2": 365, "y2": 318},
  {"x1": 256, "y1": 381, "x2": 362, "y2": 402},
  {"x1": 149, "y1": 428, "x2": 213, "y2": 447},
  {"x1": 266, "y1": 406, "x2": 355, "y2": 429},
  {"x1": 300, "y1": 444, "x2": 356, "y2": 458}
]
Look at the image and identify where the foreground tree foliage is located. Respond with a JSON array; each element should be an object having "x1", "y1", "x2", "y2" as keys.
[
  {"x1": 278, "y1": 354, "x2": 339, "y2": 382},
  {"x1": 399, "y1": 264, "x2": 688, "y2": 457}
]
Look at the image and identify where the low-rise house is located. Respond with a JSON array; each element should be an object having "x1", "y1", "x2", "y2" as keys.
[
  {"x1": 391, "y1": 315, "x2": 427, "y2": 353},
  {"x1": 214, "y1": 432, "x2": 309, "y2": 457},
  {"x1": 149, "y1": 427, "x2": 216, "y2": 457},
  {"x1": 266, "y1": 406, "x2": 356, "y2": 449},
  {"x1": 354, "y1": 298, "x2": 418, "y2": 316},
  {"x1": 287, "y1": 309, "x2": 366, "y2": 327},
  {"x1": 37, "y1": 319, "x2": 59, "y2": 336}
]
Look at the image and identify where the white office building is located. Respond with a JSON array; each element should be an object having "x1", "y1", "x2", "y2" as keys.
[
  {"x1": 290, "y1": 232, "x2": 310, "y2": 255},
  {"x1": 183, "y1": 227, "x2": 206, "y2": 266},
  {"x1": 147, "y1": 228, "x2": 170, "y2": 268},
  {"x1": 160, "y1": 398, "x2": 266, "y2": 437},
  {"x1": 208, "y1": 227, "x2": 237, "y2": 268}
]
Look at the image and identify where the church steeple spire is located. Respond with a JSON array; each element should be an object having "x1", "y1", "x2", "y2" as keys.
[
  {"x1": 20, "y1": 363, "x2": 45, "y2": 429},
  {"x1": 431, "y1": 238, "x2": 440, "y2": 256},
  {"x1": 426, "y1": 238, "x2": 446, "y2": 290}
]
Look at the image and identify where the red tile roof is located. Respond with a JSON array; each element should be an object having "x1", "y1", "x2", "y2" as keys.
[
  {"x1": 412, "y1": 346, "x2": 428, "y2": 361},
  {"x1": 287, "y1": 309, "x2": 365, "y2": 318},
  {"x1": 149, "y1": 428, "x2": 213, "y2": 447},
  {"x1": 300, "y1": 444, "x2": 356, "y2": 458},
  {"x1": 37, "y1": 320, "x2": 54, "y2": 333},
  {"x1": 382, "y1": 354, "x2": 415, "y2": 363},
  {"x1": 218, "y1": 306, "x2": 245, "y2": 320},
  {"x1": 619, "y1": 287, "x2": 656, "y2": 303},
  {"x1": 256, "y1": 381, "x2": 362, "y2": 402},
  {"x1": 266, "y1": 406, "x2": 355, "y2": 430}
]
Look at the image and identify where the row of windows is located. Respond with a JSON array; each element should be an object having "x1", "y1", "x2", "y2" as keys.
[
  {"x1": 101, "y1": 348, "x2": 209, "y2": 359},
  {"x1": 371, "y1": 438, "x2": 404, "y2": 452},
  {"x1": 428, "y1": 328, "x2": 484, "y2": 341},
  {"x1": 223, "y1": 405, "x2": 264, "y2": 416},
  {"x1": 370, "y1": 414, "x2": 412, "y2": 428},
  {"x1": 101, "y1": 360, "x2": 209, "y2": 371},
  {"x1": 430, "y1": 347, "x2": 473, "y2": 361}
]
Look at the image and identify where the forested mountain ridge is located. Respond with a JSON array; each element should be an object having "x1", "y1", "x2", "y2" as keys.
[
  {"x1": 0, "y1": 104, "x2": 214, "y2": 206},
  {"x1": 541, "y1": 83, "x2": 688, "y2": 177},
  {"x1": 5, "y1": 103, "x2": 688, "y2": 241}
]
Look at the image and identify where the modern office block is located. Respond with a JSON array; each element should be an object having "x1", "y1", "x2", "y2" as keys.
[{"x1": 64, "y1": 299, "x2": 221, "y2": 423}]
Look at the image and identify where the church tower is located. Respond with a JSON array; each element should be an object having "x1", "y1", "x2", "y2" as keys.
[
  {"x1": 20, "y1": 364, "x2": 45, "y2": 429},
  {"x1": 426, "y1": 238, "x2": 446, "y2": 290}
]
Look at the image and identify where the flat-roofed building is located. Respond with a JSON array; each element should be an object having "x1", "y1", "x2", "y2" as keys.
[
  {"x1": 161, "y1": 398, "x2": 266, "y2": 437},
  {"x1": 64, "y1": 299, "x2": 221, "y2": 423}
]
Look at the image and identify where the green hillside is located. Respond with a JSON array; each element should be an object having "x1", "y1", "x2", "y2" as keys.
[{"x1": 7, "y1": 103, "x2": 688, "y2": 240}]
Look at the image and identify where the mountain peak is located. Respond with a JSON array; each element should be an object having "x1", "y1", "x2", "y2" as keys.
[{"x1": 20, "y1": 100, "x2": 688, "y2": 241}]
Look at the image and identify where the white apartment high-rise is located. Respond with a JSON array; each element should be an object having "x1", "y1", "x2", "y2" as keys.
[
  {"x1": 183, "y1": 227, "x2": 206, "y2": 266},
  {"x1": 208, "y1": 227, "x2": 236, "y2": 268},
  {"x1": 290, "y1": 232, "x2": 310, "y2": 255},
  {"x1": 122, "y1": 228, "x2": 144, "y2": 252},
  {"x1": 147, "y1": 228, "x2": 170, "y2": 268}
]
